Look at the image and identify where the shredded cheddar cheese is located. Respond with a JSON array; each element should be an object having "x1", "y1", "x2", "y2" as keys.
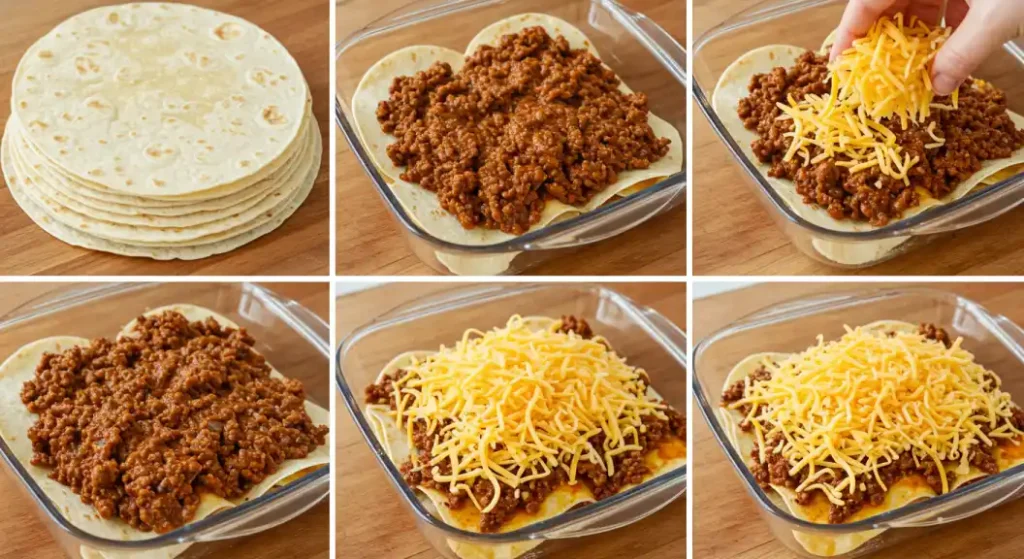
[
  {"x1": 728, "y1": 325, "x2": 1023, "y2": 506},
  {"x1": 778, "y1": 14, "x2": 957, "y2": 185},
  {"x1": 372, "y1": 315, "x2": 668, "y2": 514}
]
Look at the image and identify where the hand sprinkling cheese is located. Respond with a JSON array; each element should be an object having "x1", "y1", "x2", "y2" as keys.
[
  {"x1": 831, "y1": 0, "x2": 1024, "y2": 96},
  {"x1": 779, "y1": 14, "x2": 956, "y2": 185}
]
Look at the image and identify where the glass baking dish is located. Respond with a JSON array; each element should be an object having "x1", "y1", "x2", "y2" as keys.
[
  {"x1": 336, "y1": 283, "x2": 687, "y2": 557},
  {"x1": 693, "y1": 0, "x2": 1024, "y2": 269},
  {"x1": 0, "y1": 282, "x2": 330, "y2": 559},
  {"x1": 693, "y1": 287, "x2": 1024, "y2": 557},
  {"x1": 336, "y1": 0, "x2": 687, "y2": 275}
]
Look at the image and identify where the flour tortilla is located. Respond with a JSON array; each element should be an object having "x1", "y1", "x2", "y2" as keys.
[
  {"x1": 0, "y1": 305, "x2": 328, "y2": 559},
  {"x1": 10, "y1": 127, "x2": 311, "y2": 244},
  {"x1": 2, "y1": 113, "x2": 321, "y2": 260},
  {"x1": 7, "y1": 113, "x2": 314, "y2": 218},
  {"x1": 10, "y1": 3, "x2": 309, "y2": 197},
  {"x1": 350, "y1": 14, "x2": 683, "y2": 274},
  {"x1": 717, "y1": 322, "x2": 1024, "y2": 556},
  {"x1": 711, "y1": 45, "x2": 1024, "y2": 266},
  {"x1": 8, "y1": 117, "x2": 313, "y2": 229},
  {"x1": 364, "y1": 317, "x2": 686, "y2": 559}
]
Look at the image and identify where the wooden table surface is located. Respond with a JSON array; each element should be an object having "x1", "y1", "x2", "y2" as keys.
[
  {"x1": 691, "y1": 0, "x2": 1024, "y2": 276},
  {"x1": 0, "y1": 282, "x2": 330, "y2": 559},
  {"x1": 692, "y1": 282, "x2": 1024, "y2": 559},
  {"x1": 0, "y1": 0, "x2": 330, "y2": 276},
  {"x1": 335, "y1": 281, "x2": 687, "y2": 558},
  {"x1": 335, "y1": 0, "x2": 686, "y2": 276}
]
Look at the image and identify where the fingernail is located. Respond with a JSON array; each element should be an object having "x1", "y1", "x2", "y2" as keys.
[{"x1": 933, "y1": 74, "x2": 959, "y2": 96}]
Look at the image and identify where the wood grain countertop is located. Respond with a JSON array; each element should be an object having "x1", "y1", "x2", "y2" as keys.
[
  {"x1": 335, "y1": 0, "x2": 686, "y2": 276},
  {"x1": 335, "y1": 282, "x2": 686, "y2": 558},
  {"x1": 0, "y1": 0, "x2": 330, "y2": 276},
  {"x1": 692, "y1": 0, "x2": 1024, "y2": 275},
  {"x1": 692, "y1": 282, "x2": 1024, "y2": 559},
  {"x1": 0, "y1": 282, "x2": 330, "y2": 559}
]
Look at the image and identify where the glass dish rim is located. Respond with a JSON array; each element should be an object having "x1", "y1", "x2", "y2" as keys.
[
  {"x1": 692, "y1": 285, "x2": 1024, "y2": 533},
  {"x1": 334, "y1": 0, "x2": 688, "y2": 254},
  {"x1": 336, "y1": 282, "x2": 689, "y2": 542},
  {"x1": 0, "y1": 282, "x2": 331, "y2": 550},
  {"x1": 691, "y1": 0, "x2": 1024, "y2": 241}
]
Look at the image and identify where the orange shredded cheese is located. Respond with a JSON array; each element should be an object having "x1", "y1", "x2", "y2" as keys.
[
  {"x1": 380, "y1": 315, "x2": 668, "y2": 514},
  {"x1": 728, "y1": 325, "x2": 1023, "y2": 506}
]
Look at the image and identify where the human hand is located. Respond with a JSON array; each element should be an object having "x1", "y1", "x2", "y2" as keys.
[{"x1": 829, "y1": 0, "x2": 1024, "y2": 96}]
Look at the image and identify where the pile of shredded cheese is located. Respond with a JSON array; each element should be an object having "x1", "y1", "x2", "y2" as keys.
[
  {"x1": 777, "y1": 14, "x2": 957, "y2": 185},
  {"x1": 728, "y1": 326, "x2": 1023, "y2": 506},
  {"x1": 370, "y1": 315, "x2": 669, "y2": 514}
]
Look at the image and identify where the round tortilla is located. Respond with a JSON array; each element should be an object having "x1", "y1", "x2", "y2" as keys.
[
  {"x1": 8, "y1": 118, "x2": 313, "y2": 229},
  {"x1": 710, "y1": 44, "x2": 1024, "y2": 266},
  {"x1": 1, "y1": 114, "x2": 321, "y2": 260},
  {"x1": 10, "y1": 3, "x2": 308, "y2": 197},
  {"x1": 7, "y1": 112, "x2": 314, "y2": 216}
]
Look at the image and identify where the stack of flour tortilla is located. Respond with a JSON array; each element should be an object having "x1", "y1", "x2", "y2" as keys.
[{"x1": 1, "y1": 3, "x2": 320, "y2": 260}]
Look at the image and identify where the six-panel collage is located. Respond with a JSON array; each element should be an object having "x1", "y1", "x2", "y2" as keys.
[{"x1": 0, "y1": 0, "x2": 1021, "y2": 558}]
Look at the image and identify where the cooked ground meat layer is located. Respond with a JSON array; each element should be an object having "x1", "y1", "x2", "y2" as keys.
[
  {"x1": 376, "y1": 26, "x2": 672, "y2": 234},
  {"x1": 365, "y1": 315, "x2": 685, "y2": 532},
  {"x1": 20, "y1": 311, "x2": 328, "y2": 534},
  {"x1": 720, "y1": 322, "x2": 1023, "y2": 523},
  {"x1": 737, "y1": 51, "x2": 1024, "y2": 226}
]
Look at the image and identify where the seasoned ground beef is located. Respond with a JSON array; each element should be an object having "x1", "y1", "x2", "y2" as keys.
[
  {"x1": 737, "y1": 51, "x2": 1024, "y2": 226},
  {"x1": 20, "y1": 311, "x2": 328, "y2": 534},
  {"x1": 557, "y1": 315, "x2": 593, "y2": 338},
  {"x1": 721, "y1": 323, "x2": 1016, "y2": 523},
  {"x1": 918, "y1": 322, "x2": 951, "y2": 348},
  {"x1": 376, "y1": 26, "x2": 671, "y2": 234},
  {"x1": 722, "y1": 364, "x2": 773, "y2": 431},
  {"x1": 366, "y1": 315, "x2": 685, "y2": 531}
]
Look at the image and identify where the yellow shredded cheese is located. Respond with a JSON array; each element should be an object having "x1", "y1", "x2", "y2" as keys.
[
  {"x1": 780, "y1": 14, "x2": 958, "y2": 185},
  {"x1": 729, "y1": 325, "x2": 1024, "y2": 505},
  {"x1": 384, "y1": 315, "x2": 670, "y2": 514}
]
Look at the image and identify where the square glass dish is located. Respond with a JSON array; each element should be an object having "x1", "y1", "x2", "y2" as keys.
[
  {"x1": 336, "y1": 0, "x2": 687, "y2": 275},
  {"x1": 336, "y1": 283, "x2": 687, "y2": 558},
  {"x1": 0, "y1": 283, "x2": 330, "y2": 559},
  {"x1": 693, "y1": 287, "x2": 1024, "y2": 558},
  {"x1": 693, "y1": 0, "x2": 1024, "y2": 268}
]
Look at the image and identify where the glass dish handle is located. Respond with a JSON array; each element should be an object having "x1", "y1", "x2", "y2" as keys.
[
  {"x1": 601, "y1": 0, "x2": 686, "y2": 80},
  {"x1": 640, "y1": 306, "x2": 688, "y2": 363},
  {"x1": 993, "y1": 315, "x2": 1024, "y2": 350},
  {"x1": 252, "y1": 285, "x2": 330, "y2": 356}
]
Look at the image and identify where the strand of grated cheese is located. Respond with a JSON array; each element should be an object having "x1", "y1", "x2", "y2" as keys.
[
  {"x1": 387, "y1": 315, "x2": 669, "y2": 514},
  {"x1": 778, "y1": 14, "x2": 957, "y2": 186},
  {"x1": 728, "y1": 326, "x2": 1023, "y2": 506}
]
